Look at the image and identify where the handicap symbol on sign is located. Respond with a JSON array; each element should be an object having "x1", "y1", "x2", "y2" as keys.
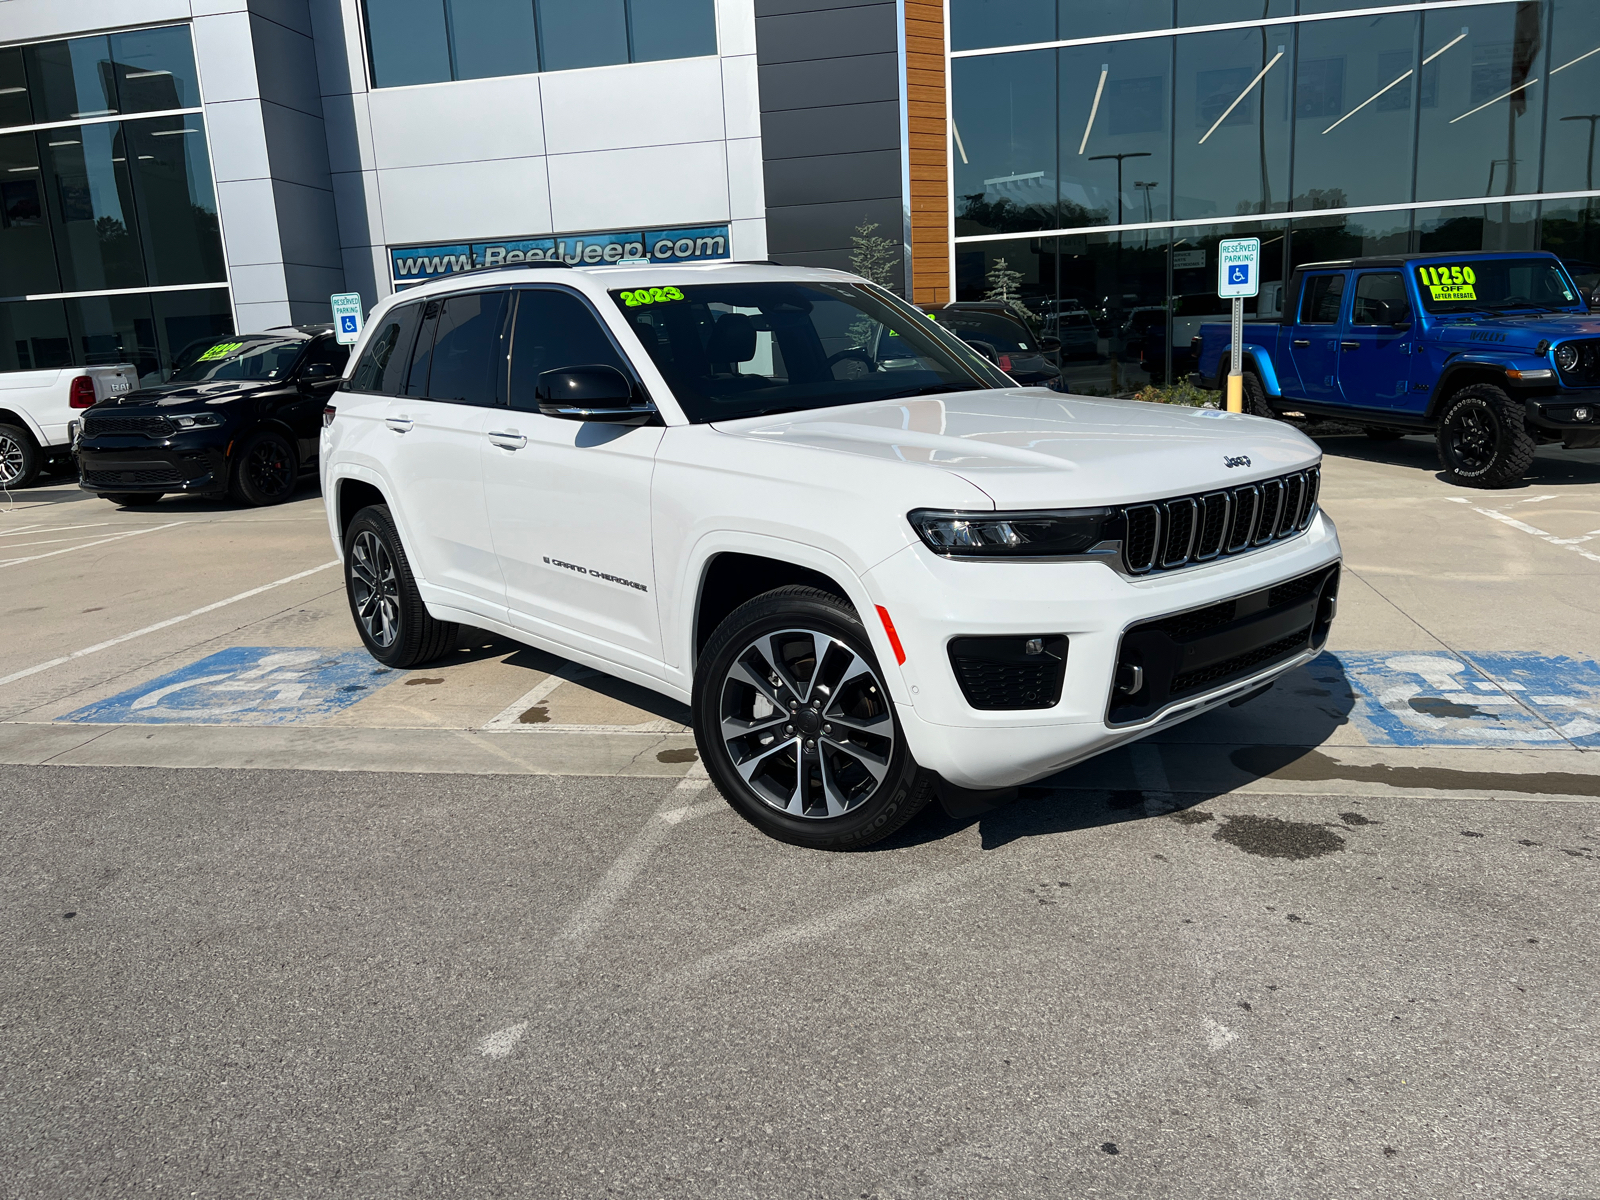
[
  {"x1": 1229, "y1": 264, "x2": 1250, "y2": 285},
  {"x1": 339, "y1": 314, "x2": 359, "y2": 333},
  {"x1": 60, "y1": 647, "x2": 399, "y2": 725},
  {"x1": 1336, "y1": 651, "x2": 1600, "y2": 747}
]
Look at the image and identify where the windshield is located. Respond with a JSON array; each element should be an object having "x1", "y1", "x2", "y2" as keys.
[
  {"x1": 1413, "y1": 258, "x2": 1584, "y2": 314},
  {"x1": 609, "y1": 281, "x2": 1006, "y2": 423},
  {"x1": 168, "y1": 337, "x2": 307, "y2": 383}
]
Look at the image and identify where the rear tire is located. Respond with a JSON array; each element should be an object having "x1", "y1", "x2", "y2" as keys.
[
  {"x1": 343, "y1": 504, "x2": 457, "y2": 668},
  {"x1": 1436, "y1": 384, "x2": 1536, "y2": 489},
  {"x1": 229, "y1": 429, "x2": 298, "y2": 506},
  {"x1": 692, "y1": 586, "x2": 933, "y2": 850},
  {"x1": 100, "y1": 492, "x2": 162, "y2": 507},
  {"x1": 1241, "y1": 371, "x2": 1276, "y2": 420},
  {"x1": 0, "y1": 423, "x2": 39, "y2": 489}
]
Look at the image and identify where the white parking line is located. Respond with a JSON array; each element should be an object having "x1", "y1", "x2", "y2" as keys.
[
  {"x1": 0, "y1": 522, "x2": 112, "y2": 538},
  {"x1": 1471, "y1": 506, "x2": 1600, "y2": 565},
  {"x1": 0, "y1": 522, "x2": 185, "y2": 569},
  {"x1": 0, "y1": 532, "x2": 129, "y2": 551},
  {"x1": 0, "y1": 559, "x2": 340, "y2": 688}
]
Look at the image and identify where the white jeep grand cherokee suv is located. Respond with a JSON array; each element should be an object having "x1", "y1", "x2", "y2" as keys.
[{"x1": 322, "y1": 262, "x2": 1340, "y2": 848}]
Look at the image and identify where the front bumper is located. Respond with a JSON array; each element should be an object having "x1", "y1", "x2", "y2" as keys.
[
  {"x1": 77, "y1": 443, "x2": 228, "y2": 494},
  {"x1": 1525, "y1": 394, "x2": 1600, "y2": 448},
  {"x1": 866, "y1": 511, "x2": 1343, "y2": 789}
]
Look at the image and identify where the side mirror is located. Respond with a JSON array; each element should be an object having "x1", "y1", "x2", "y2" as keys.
[
  {"x1": 299, "y1": 361, "x2": 336, "y2": 383},
  {"x1": 1039, "y1": 335, "x2": 1062, "y2": 353},
  {"x1": 536, "y1": 365, "x2": 656, "y2": 423},
  {"x1": 960, "y1": 336, "x2": 998, "y2": 363}
]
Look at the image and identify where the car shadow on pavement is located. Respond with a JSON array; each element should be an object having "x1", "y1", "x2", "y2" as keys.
[
  {"x1": 1308, "y1": 427, "x2": 1600, "y2": 488},
  {"x1": 877, "y1": 652, "x2": 1360, "y2": 852}
]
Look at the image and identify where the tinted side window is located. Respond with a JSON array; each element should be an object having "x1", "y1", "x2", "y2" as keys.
[
  {"x1": 1298, "y1": 274, "x2": 1346, "y2": 324},
  {"x1": 507, "y1": 289, "x2": 631, "y2": 412},
  {"x1": 404, "y1": 299, "x2": 442, "y2": 396},
  {"x1": 425, "y1": 291, "x2": 509, "y2": 405},
  {"x1": 347, "y1": 302, "x2": 421, "y2": 393},
  {"x1": 304, "y1": 336, "x2": 351, "y2": 370},
  {"x1": 1351, "y1": 273, "x2": 1410, "y2": 326}
]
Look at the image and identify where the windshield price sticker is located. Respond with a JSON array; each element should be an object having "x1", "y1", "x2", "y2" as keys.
[
  {"x1": 197, "y1": 341, "x2": 243, "y2": 362},
  {"x1": 618, "y1": 286, "x2": 686, "y2": 307},
  {"x1": 1417, "y1": 264, "x2": 1477, "y2": 301}
]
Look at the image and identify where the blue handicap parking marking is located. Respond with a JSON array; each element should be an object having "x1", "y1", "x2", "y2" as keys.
[
  {"x1": 1336, "y1": 651, "x2": 1600, "y2": 747},
  {"x1": 62, "y1": 647, "x2": 398, "y2": 725},
  {"x1": 1229, "y1": 264, "x2": 1249, "y2": 285},
  {"x1": 339, "y1": 314, "x2": 358, "y2": 333}
]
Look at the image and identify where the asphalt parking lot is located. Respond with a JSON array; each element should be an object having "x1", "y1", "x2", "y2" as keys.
[{"x1": 3, "y1": 431, "x2": 1599, "y2": 1198}]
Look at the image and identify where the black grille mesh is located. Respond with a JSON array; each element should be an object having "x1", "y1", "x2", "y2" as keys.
[
  {"x1": 82, "y1": 467, "x2": 181, "y2": 486},
  {"x1": 1122, "y1": 466, "x2": 1319, "y2": 574},
  {"x1": 1170, "y1": 628, "x2": 1313, "y2": 694},
  {"x1": 83, "y1": 414, "x2": 174, "y2": 437}
]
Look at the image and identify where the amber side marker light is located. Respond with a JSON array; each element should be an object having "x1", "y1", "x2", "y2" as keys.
[{"x1": 876, "y1": 605, "x2": 906, "y2": 665}]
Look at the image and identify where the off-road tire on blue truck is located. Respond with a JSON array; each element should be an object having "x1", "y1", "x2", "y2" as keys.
[
  {"x1": 1241, "y1": 371, "x2": 1276, "y2": 420},
  {"x1": 1436, "y1": 384, "x2": 1536, "y2": 489}
]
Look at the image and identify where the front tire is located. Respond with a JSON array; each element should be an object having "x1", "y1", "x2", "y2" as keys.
[
  {"x1": 692, "y1": 586, "x2": 932, "y2": 850},
  {"x1": 1436, "y1": 384, "x2": 1536, "y2": 489},
  {"x1": 1240, "y1": 371, "x2": 1276, "y2": 420},
  {"x1": 230, "y1": 429, "x2": 298, "y2": 506},
  {"x1": 0, "y1": 423, "x2": 39, "y2": 489},
  {"x1": 343, "y1": 504, "x2": 457, "y2": 668}
]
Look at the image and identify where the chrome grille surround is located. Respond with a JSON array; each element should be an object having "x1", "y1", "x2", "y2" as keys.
[{"x1": 1122, "y1": 466, "x2": 1321, "y2": 575}]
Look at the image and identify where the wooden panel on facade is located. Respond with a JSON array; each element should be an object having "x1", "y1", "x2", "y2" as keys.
[{"x1": 903, "y1": 0, "x2": 949, "y2": 305}]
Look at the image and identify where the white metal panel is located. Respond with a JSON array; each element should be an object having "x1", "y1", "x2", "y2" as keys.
[
  {"x1": 0, "y1": 0, "x2": 189, "y2": 42},
  {"x1": 214, "y1": 177, "x2": 286, "y2": 266},
  {"x1": 547, "y1": 142, "x2": 729, "y2": 232},
  {"x1": 376, "y1": 158, "x2": 554, "y2": 244},
  {"x1": 192, "y1": 11, "x2": 263, "y2": 105},
  {"x1": 720, "y1": 53, "x2": 761, "y2": 141},
  {"x1": 368, "y1": 75, "x2": 546, "y2": 170},
  {"x1": 202, "y1": 98, "x2": 273, "y2": 183},
  {"x1": 540, "y1": 57, "x2": 724, "y2": 156},
  {"x1": 726, "y1": 137, "x2": 765, "y2": 221},
  {"x1": 715, "y1": 0, "x2": 757, "y2": 57},
  {"x1": 225, "y1": 262, "x2": 291, "y2": 307},
  {"x1": 729, "y1": 217, "x2": 768, "y2": 261}
]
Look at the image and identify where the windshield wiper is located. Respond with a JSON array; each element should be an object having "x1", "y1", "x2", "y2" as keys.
[{"x1": 1483, "y1": 303, "x2": 1560, "y2": 314}]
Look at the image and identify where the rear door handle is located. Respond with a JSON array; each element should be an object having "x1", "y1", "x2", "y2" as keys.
[
  {"x1": 487, "y1": 430, "x2": 527, "y2": 450},
  {"x1": 1340, "y1": 341, "x2": 1359, "y2": 350},
  {"x1": 1292, "y1": 339, "x2": 1309, "y2": 347},
  {"x1": 385, "y1": 415, "x2": 413, "y2": 433}
]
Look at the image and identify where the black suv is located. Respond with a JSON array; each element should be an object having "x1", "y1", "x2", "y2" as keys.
[
  {"x1": 77, "y1": 325, "x2": 348, "y2": 507},
  {"x1": 925, "y1": 303, "x2": 1063, "y2": 388}
]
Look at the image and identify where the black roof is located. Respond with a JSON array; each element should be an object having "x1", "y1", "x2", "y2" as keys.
[{"x1": 1293, "y1": 249, "x2": 1560, "y2": 272}]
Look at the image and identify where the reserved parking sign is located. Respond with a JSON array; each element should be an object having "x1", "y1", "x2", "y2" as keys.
[
  {"x1": 330, "y1": 292, "x2": 364, "y2": 345},
  {"x1": 1218, "y1": 237, "x2": 1261, "y2": 299}
]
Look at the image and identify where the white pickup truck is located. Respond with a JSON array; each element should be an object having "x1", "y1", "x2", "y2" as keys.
[
  {"x1": 0, "y1": 364, "x2": 138, "y2": 489},
  {"x1": 322, "y1": 262, "x2": 1341, "y2": 848}
]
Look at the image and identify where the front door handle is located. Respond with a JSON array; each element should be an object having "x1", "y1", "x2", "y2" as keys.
[
  {"x1": 1292, "y1": 339, "x2": 1310, "y2": 347},
  {"x1": 385, "y1": 415, "x2": 414, "y2": 433},
  {"x1": 487, "y1": 430, "x2": 527, "y2": 450},
  {"x1": 1340, "y1": 341, "x2": 1359, "y2": 350}
]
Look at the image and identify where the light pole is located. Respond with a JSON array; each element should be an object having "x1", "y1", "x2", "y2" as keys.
[
  {"x1": 1087, "y1": 152, "x2": 1151, "y2": 228},
  {"x1": 1133, "y1": 181, "x2": 1158, "y2": 248},
  {"x1": 1560, "y1": 114, "x2": 1600, "y2": 190}
]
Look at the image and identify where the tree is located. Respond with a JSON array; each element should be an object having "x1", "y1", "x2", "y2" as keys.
[
  {"x1": 849, "y1": 220, "x2": 898, "y2": 288},
  {"x1": 984, "y1": 257, "x2": 1037, "y2": 322}
]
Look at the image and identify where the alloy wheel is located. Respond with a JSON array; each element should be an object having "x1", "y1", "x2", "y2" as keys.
[
  {"x1": 1446, "y1": 406, "x2": 1496, "y2": 473},
  {"x1": 0, "y1": 433, "x2": 24, "y2": 486},
  {"x1": 247, "y1": 437, "x2": 295, "y2": 498},
  {"x1": 349, "y1": 530, "x2": 401, "y2": 648},
  {"x1": 718, "y1": 628, "x2": 895, "y2": 819}
]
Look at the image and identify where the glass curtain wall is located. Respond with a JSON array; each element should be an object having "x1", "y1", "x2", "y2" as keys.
[
  {"x1": 363, "y1": 0, "x2": 718, "y2": 87},
  {"x1": 950, "y1": 0, "x2": 1600, "y2": 393},
  {"x1": 0, "y1": 27, "x2": 230, "y2": 380}
]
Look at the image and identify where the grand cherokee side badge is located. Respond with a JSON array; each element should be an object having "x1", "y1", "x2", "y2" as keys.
[{"x1": 1224, "y1": 454, "x2": 1251, "y2": 469}]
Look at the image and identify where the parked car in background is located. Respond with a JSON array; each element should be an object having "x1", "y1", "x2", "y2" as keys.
[
  {"x1": 76, "y1": 326, "x2": 348, "y2": 507},
  {"x1": 1044, "y1": 305, "x2": 1101, "y2": 360},
  {"x1": 924, "y1": 302, "x2": 1062, "y2": 388},
  {"x1": 1192, "y1": 250, "x2": 1600, "y2": 487},
  {"x1": 0, "y1": 364, "x2": 137, "y2": 489}
]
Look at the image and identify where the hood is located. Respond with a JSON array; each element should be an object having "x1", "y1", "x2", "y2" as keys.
[
  {"x1": 1432, "y1": 311, "x2": 1600, "y2": 351},
  {"x1": 104, "y1": 379, "x2": 277, "y2": 408},
  {"x1": 713, "y1": 389, "x2": 1320, "y2": 508}
]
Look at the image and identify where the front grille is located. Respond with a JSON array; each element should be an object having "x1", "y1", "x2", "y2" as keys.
[
  {"x1": 948, "y1": 635, "x2": 1069, "y2": 710},
  {"x1": 82, "y1": 466, "x2": 182, "y2": 486},
  {"x1": 83, "y1": 414, "x2": 174, "y2": 437},
  {"x1": 1121, "y1": 466, "x2": 1320, "y2": 574},
  {"x1": 1554, "y1": 338, "x2": 1600, "y2": 386},
  {"x1": 1107, "y1": 564, "x2": 1340, "y2": 725}
]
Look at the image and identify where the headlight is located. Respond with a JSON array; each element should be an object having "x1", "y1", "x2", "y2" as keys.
[
  {"x1": 1554, "y1": 342, "x2": 1581, "y2": 372},
  {"x1": 171, "y1": 413, "x2": 223, "y2": 429},
  {"x1": 908, "y1": 507, "x2": 1119, "y2": 558}
]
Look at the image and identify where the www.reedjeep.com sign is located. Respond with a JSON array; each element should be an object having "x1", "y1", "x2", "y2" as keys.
[{"x1": 390, "y1": 223, "x2": 731, "y2": 284}]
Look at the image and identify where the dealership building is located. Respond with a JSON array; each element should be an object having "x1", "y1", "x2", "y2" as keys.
[{"x1": 2, "y1": 0, "x2": 1596, "y2": 390}]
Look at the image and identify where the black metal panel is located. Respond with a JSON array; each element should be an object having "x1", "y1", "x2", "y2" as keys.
[
  {"x1": 757, "y1": 52, "x2": 900, "y2": 112},
  {"x1": 754, "y1": 3, "x2": 898, "y2": 63}
]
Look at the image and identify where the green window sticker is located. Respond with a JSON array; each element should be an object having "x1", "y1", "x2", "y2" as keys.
[
  {"x1": 1417, "y1": 264, "x2": 1477, "y2": 302},
  {"x1": 197, "y1": 341, "x2": 244, "y2": 362},
  {"x1": 618, "y1": 286, "x2": 686, "y2": 307}
]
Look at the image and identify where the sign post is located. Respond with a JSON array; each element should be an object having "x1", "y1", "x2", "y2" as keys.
[
  {"x1": 330, "y1": 292, "x2": 364, "y2": 345},
  {"x1": 1217, "y1": 237, "x2": 1260, "y2": 414}
]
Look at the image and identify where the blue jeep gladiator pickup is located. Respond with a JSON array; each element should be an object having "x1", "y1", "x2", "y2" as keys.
[{"x1": 1191, "y1": 251, "x2": 1600, "y2": 488}]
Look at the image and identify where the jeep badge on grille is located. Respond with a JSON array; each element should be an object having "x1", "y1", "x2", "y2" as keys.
[{"x1": 1224, "y1": 455, "x2": 1251, "y2": 469}]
